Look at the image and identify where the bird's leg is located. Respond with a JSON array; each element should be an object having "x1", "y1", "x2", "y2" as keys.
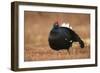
[
  {"x1": 67, "y1": 49, "x2": 70, "y2": 55},
  {"x1": 67, "y1": 41, "x2": 73, "y2": 55}
]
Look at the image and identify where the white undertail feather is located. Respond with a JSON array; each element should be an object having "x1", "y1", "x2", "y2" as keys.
[{"x1": 60, "y1": 22, "x2": 72, "y2": 29}]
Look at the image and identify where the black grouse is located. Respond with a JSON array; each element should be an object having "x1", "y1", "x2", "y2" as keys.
[{"x1": 48, "y1": 21, "x2": 84, "y2": 51}]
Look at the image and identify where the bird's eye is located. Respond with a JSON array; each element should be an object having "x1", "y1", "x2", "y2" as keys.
[{"x1": 65, "y1": 38, "x2": 67, "y2": 40}]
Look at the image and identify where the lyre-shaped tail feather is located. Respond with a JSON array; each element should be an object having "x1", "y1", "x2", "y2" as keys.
[{"x1": 79, "y1": 40, "x2": 84, "y2": 48}]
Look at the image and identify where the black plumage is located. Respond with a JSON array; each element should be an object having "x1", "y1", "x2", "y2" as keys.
[{"x1": 48, "y1": 22, "x2": 84, "y2": 51}]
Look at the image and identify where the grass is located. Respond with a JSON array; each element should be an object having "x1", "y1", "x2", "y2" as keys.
[{"x1": 24, "y1": 39, "x2": 90, "y2": 61}]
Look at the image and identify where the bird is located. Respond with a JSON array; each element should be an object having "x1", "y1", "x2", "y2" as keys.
[{"x1": 48, "y1": 21, "x2": 84, "y2": 52}]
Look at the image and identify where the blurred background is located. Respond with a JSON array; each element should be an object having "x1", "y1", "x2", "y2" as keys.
[{"x1": 24, "y1": 11, "x2": 90, "y2": 61}]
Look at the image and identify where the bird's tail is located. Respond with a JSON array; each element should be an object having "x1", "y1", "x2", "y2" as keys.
[{"x1": 79, "y1": 40, "x2": 84, "y2": 48}]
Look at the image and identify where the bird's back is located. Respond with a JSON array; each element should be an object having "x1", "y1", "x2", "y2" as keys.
[{"x1": 48, "y1": 27, "x2": 72, "y2": 50}]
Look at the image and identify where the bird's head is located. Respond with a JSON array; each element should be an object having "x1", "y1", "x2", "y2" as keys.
[
  {"x1": 53, "y1": 21, "x2": 60, "y2": 29},
  {"x1": 53, "y1": 22, "x2": 59, "y2": 28}
]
